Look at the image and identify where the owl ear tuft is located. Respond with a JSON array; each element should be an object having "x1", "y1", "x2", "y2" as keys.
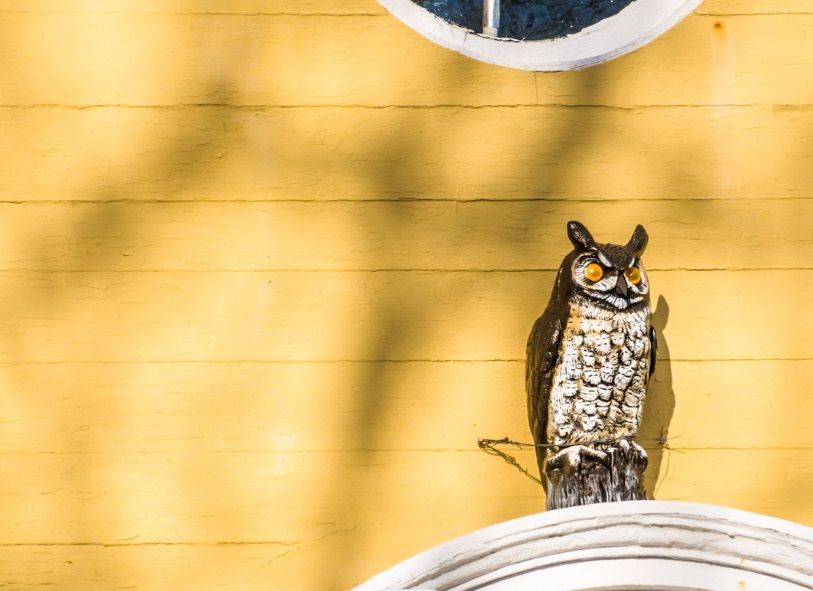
[
  {"x1": 627, "y1": 224, "x2": 649, "y2": 256},
  {"x1": 567, "y1": 221, "x2": 595, "y2": 250}
]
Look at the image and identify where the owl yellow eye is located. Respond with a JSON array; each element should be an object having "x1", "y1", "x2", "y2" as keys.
[
  {"x1": 584, "y1": 262, "x2": 604, "y2": 282},
  {"x1": 626, "y1": 266, "x2": 642, "y2": 285}
]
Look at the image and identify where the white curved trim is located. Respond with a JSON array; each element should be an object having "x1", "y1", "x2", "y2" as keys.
[
  {"x1": 482, "y1": 558, "x2": 807, "y2": 591},
  {"x1": 353, "y1": 501, "x2": 813, "y2": 591},
  {"x1": 377, "y1": 0, "x2": 704, "y2": 71}
]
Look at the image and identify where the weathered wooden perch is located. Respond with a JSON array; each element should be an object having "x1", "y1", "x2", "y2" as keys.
[{"x1": 544, "y1": 439, "x2": 647, "y2": 511}]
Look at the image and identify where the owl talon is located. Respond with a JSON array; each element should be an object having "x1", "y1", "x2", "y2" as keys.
[
  {"x1": 630, "y1": 440, "x2": 648, "y2": 466},
  {"x1": 548, "y1": 445, "x2": 609, "y2": 477}
]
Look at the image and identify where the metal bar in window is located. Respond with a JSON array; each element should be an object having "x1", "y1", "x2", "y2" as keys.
[{"x1": 482, "y1": 0, "x2": 500, "y2": 36}]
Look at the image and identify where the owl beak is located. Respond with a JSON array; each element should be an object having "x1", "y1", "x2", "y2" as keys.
[{"x1": 614, "y1": 274, "x2": 628, "y2": 298}]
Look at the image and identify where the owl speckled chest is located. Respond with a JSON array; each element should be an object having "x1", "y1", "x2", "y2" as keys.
[{"x1": 546, "y1": 296, "x2": 652, "y2": 445}]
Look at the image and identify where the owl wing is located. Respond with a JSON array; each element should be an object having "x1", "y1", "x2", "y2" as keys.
[
  {"x1": 649, "y1": 325, "x2": 658, "y2": 377},
  {"x1": 525, "y1": 308, "x2": 563, "y2": 448}
]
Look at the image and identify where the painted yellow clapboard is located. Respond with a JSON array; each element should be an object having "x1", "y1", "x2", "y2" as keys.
[
  {"x1": 3, "y1": 106, "x2": 813, "y2": 201},
  {"x1": 0, "y1": 0, "x2": 811, "y2": 590}
]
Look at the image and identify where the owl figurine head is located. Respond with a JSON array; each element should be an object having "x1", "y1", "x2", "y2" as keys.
[{"x1": 557, "y1": 221, "x2": 650, "y2": 311}]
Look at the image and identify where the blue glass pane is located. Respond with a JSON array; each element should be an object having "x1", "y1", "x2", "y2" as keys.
[{"x1": 415, "y1": 0, "x2": 637, "y2": 40}]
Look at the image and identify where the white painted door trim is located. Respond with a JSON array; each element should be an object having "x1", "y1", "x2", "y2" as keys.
[
  {"x1": 376, "y1": 0, "x2": 704, "y2": 71},
  {"x1": 353, "y1": 501, "x2": 813, "y2": 591}
]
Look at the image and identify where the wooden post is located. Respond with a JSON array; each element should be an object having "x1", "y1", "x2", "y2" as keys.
[{"x1": 544, "y1": 440, "x2": 647, "y2": 510}]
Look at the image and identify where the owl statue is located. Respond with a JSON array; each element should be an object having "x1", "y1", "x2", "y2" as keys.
[{"x1": 526, "y1": 221, "x2": 657, "y2": 510}]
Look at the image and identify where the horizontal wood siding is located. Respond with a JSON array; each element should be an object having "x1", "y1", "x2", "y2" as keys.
[
  {"x1": 0, "y1": 200, "x2": 806, "y2": 270},
  {"x1": 3, "y1": 106, "x2": 813, "y2": 201},
  {"x1": 0, "y1": 1, "x2": 810, "y2": 590},
  {"x1": 0, "y1": 270, "x2": 807, "y2": 361},
  {"x1": 2, "y1": 360, "x2": 810, "y2": 453}
]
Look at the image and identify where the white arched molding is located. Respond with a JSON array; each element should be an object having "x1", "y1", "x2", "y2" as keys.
[
  {"x1": 353, "y1": 501, "x2": 813, "y2": 591},
  {"x1": 377, "y1": 0, "x2": 704, "y2": 71}
]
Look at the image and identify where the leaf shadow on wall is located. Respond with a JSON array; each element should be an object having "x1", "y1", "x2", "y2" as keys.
[{"x1": 0, "y1": 82, "x2": 261, "y2": 590}]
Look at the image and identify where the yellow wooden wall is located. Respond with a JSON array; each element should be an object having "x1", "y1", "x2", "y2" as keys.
[{"x1": 1, "y1": 0, "x2": 812, "y2": 589}]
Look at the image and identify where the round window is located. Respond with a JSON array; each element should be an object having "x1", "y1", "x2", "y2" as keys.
[{"x1": 377, "y1": 0, "x2": 704, "y2": 71}]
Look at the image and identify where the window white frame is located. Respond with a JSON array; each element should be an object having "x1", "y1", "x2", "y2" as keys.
[
  {"x1": 377, "y1": 0, "x2": 704, "y2": 71},
  {"x1": 353, "y1": 501, "x2": 813, "y2": 591}
]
